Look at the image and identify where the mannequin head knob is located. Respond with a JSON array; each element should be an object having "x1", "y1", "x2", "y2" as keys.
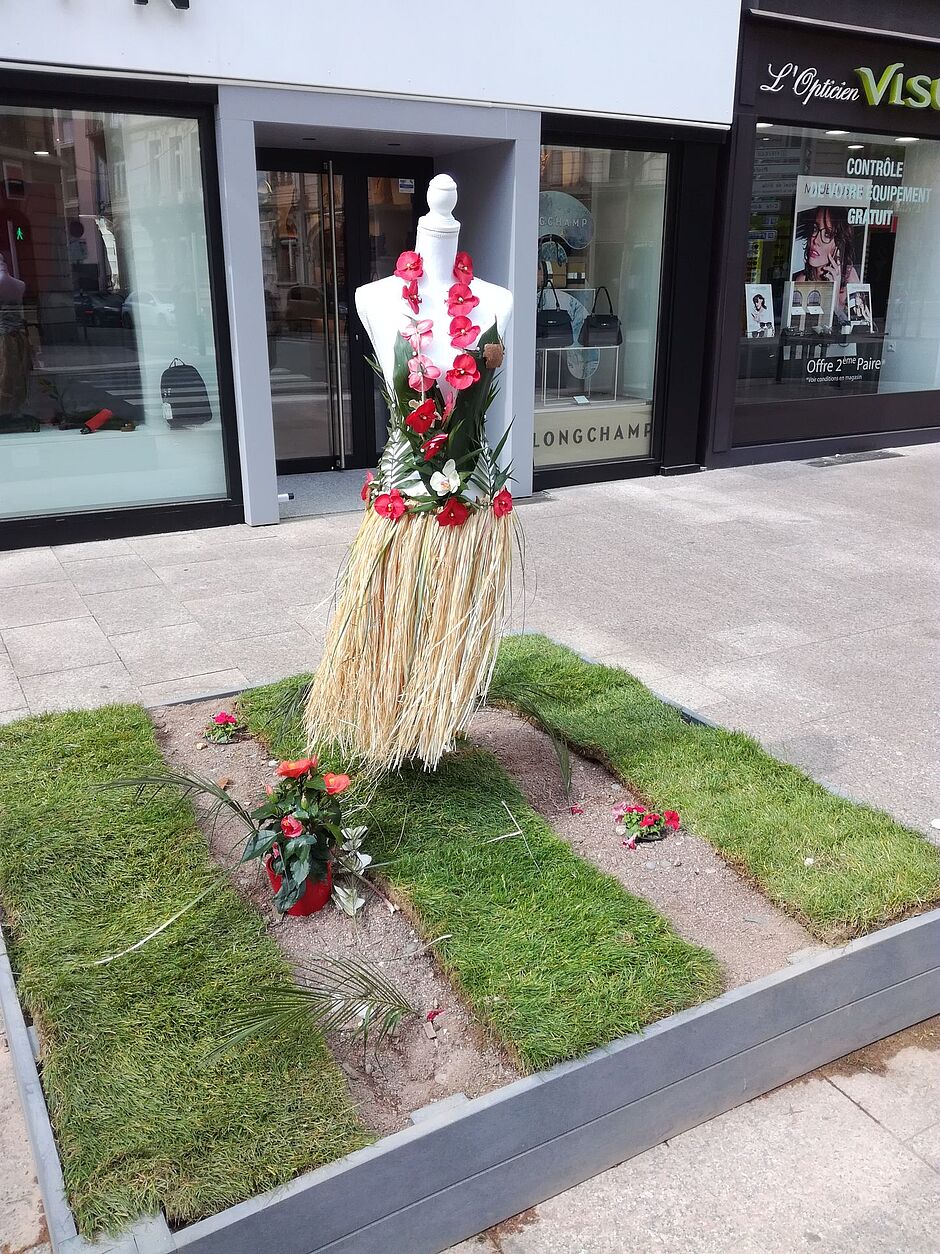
[{"x1": 425, "y1": 174, "x2": 458, "y2": 224}]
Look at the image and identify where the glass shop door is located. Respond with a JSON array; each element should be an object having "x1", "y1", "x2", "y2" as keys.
[{"x1": 256, "y1": 153, "x2": 433, "y2": 473}]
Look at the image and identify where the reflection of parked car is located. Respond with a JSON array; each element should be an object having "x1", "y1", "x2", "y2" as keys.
[
  {"x1": 74, "y1": 290, "x2": 125, "y2": 327},
  {"x1": 122, "y1": 290, "x2": 175, "y2": 330},
  {"x1": 284, "y1": 284, "x2": 324, "y2": 329}
]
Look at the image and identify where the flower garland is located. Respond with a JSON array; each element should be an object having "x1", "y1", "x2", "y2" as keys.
[{"x1": 363, "y1": 250, "x2": 513, "y2": 529}]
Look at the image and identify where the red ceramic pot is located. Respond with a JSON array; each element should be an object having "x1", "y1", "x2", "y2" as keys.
[{"x1": 264, "y1": 855, "x2": 332, "y2": 917}]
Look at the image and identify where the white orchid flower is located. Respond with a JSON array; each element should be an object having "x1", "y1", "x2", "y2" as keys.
[{"x1": 430, "y1": 459, "x2": 460, "y2": 496}]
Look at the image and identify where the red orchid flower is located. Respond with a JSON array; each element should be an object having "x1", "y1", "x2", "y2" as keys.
[
  {"x1": 442, "y1": 392, "x2": 456, "y2": 423},
  {"x1": 406, "y1": 398, "x2": 438, "y2": 435},
  {"x1": 360, "y1": 470, "x2": 375, "y2": 501},
  {"x1": 400, "y1": 317, "x2": 433, "y2": 351},
  {"x1": 394, "y1": 250, "x2": 423, "y2": 281},
  {"x1": 449, "y1": 315, "x2": 480, "y2": 349},
  {"x1": 213, "y1": 711, "x2": 237, "y2": 725},
  {"x1": 323, "y1": 772, "x2": 351, "y2": 796},
  {"x1": 453, "y1": 251, "x2": 473, "y2": 282},
  {"x1": 437, "y1": 497, "x2": 470, "y2": 528},
  {"x1": 280, "y1": 815, "x2": 303, "y2": 838},
  {"x1": 373, "y1": 489, "x2": 406, "y2": 521},
  {"x1": 277, "y1": 758, "x2": 317, "y2": 779},
  {"x1": 446, "y1": 283, "x2": 479, "y2": 317},
  {"x1": 664, "y1": 810, "x2": 681, "y2": 830},
  {"x1": 402, "y1": 279, "x2": 420, "y2": 314},
  {"x1": 445, "y1": 353, "x2": 480, "y2": 391},
  {"x1": 492, "y1": 487, "x2": 513, "y2": 517},
  {"x1": 421, "y1": 432, "x2": 449, "y2": 460},
  {"x1": 407, "y1": 354, "x2": 441, "y2": 391}
]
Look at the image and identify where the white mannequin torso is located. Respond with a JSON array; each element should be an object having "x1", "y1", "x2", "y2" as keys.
[{"x1": 355, "y1": 175, "x2": 513, "y2": 395}]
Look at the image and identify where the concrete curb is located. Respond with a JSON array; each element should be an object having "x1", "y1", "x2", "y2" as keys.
[{"x1": 2, "y1": 906, "x2": 937, "y2": 1253}]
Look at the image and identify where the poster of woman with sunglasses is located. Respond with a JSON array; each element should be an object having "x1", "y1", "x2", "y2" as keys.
[{"x1": 789, "y1": 177, "x2": 871, "y2": 325}]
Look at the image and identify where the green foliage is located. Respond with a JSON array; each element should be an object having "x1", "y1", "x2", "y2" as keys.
[
  {"x1": 0, "y1": 706, "x2": 366, "y2": 1236},
  {"x1": 490, "y1": 635, "x2": 940, "y2": 939},
  {"x1": 240, "y1": 680, "x2": 722, "y2": 1072}
]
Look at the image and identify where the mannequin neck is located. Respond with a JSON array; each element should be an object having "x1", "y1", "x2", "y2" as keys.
[{"x1": 415, "y1": 222, "x2": 459, "y2": 297}]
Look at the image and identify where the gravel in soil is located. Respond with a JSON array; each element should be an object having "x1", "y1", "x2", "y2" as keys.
[
  {"x1": 151, "y1": 699, "x2": 519, "y2": 1139},
  {"x1": 469, "y1": 708, "x2": 821, "y2": 986}
]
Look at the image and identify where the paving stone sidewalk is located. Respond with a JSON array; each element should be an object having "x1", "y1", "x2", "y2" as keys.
[{"x1": 1, "y1": 443, "x2": 938, "y2": 1252}]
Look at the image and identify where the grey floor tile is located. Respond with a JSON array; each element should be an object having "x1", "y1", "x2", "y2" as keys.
[
  {"x1": 20, "y1": 662, "x2": 140, "y2": 713},
  {"x1": 52, "y1": 538, "x2": 134, "y2": 562},
  {"x1": 0, "y1": 708, "x2": 30, "y2": 726},
  {"x1": 2, "y1": 617, "x2": 118, "y2": 678},
  {"x1": 0, "y1": 548, "x2": 65, "y2": 588},
  {"x1": 64, "y1": 554, "x2": 161, "y2": 595},
  {"x1": 821, "y1": 1020, "x2": 940, "y2": 1141},
  {"x1": 110, "y1": 622, "x2": 236, "y2": 684},
  {"x1": 0, "y1": 580, "x2": 91, "y2": 630},
  {"x1": 183, "y1": 589, "x2": 295, "y2": 640},
  {"x1": 83, "y1": 585, "x2": 193, "y2": 636},
  {"x1": 0, "y1": 654, "x2": 26, "y2": 713},
  {"x1": 218, "y1": 630, "x2": 320, "y2": 686},
  {"x1": 138, "y1": 668, "x2": 249, "y2": 707}
]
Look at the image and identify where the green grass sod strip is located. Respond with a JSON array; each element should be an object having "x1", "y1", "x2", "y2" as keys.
[
  {"x1": 0, "y1": 705, "x2": 366, "y2": 1237},
  {"x1": 489, "y1": 634, "x2": 940, "y2": 941},
  {"x1": 240, "y1": 678, "x2": 722, "y2": 1073}
]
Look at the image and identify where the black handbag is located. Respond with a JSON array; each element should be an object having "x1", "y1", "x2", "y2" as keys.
[
  {"x1": 536, "y1": 281, "x2": 573, "y2": 349},
  {"x1": 160, "y1": 358, "x2": 213, "y2": 426},
  {"x1": 579, "y1": 286, "x2": 623, "y2": 347}
]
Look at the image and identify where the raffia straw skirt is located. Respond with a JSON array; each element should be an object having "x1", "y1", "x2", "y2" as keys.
[{"x1": 305, "y1": 505, "x2": 514, "y2": 771}]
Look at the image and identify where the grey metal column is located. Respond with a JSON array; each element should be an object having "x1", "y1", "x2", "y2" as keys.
[{"x1": 215, "y1": 94, "x2": 280, "y2": 526}]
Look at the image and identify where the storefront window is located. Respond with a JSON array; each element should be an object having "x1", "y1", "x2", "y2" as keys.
[
  {"x1": 534, "y1": 144, "x2": 667, "y2": 469},
  {"x1": 738, "y1": 123, "x2": 940, "y2": 402},
  {"x1": 0, "y1": 104, "x2": 227, "y2": 520}
]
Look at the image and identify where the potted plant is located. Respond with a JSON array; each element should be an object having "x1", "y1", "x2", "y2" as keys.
[
  {"x1": 242, "y1": 757, "x2": 351, "y2": 916},
  {"x1": 203, "y1": 710, "x2": 241, "y2": 743},
  {"x1": 613, "y1": 803, "x2": 680, "y2": 849}
]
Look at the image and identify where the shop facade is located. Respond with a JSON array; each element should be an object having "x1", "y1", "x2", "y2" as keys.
[
  {"x1": 2, "y1": 0, "x2": 739, "y2": 545},
  {"x1": 708, "y1": 1, "x2": 940, "y2": 465}
]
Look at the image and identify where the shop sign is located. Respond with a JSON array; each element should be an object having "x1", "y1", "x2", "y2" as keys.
[
  {"x1": 533, "y1": 406, "x2": 651, "y2": 467},
  {"x1": 759, "y1": 60, "x2": 940, "y2": 112},
  {"x1": 801, "y1": 352, "x2": 882, "y2": 385}
]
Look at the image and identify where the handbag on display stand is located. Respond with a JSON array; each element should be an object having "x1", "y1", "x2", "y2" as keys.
[
  {"x1": 579, "y1": 285, "x2": 623, "y2": 347},
  {"x1": 535, "y1": 279, "x2": 574, "y2": 349}
]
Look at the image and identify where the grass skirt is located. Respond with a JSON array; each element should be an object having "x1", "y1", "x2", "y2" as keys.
[{"x1": 305, "y1": 505, "x2": 514, "y2": 771}]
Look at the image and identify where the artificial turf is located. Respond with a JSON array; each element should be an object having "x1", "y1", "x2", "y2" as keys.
[
  {"x1": 0, "y1": 705, "x2": 366, "y2": 1237},
  {"x1": 490, "y1": 634, "x2": 940, "y2": 940},
  {"x1": 240, "y1": 677, "x2": 723, "y2": 1073}
]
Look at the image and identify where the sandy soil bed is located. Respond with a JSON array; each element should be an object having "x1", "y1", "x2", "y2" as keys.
[
  {"x1": 152, "y1": 699, "x2": 519, "y2": 1138},
  {"x1": 468, "y1": 708, "x2": 821, "y2": 986}
]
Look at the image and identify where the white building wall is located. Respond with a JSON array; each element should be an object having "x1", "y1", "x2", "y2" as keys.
[{"x1": 5, "y1": 0, "x2": 739, "y2": 128}]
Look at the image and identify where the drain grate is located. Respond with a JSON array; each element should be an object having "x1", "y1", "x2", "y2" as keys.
[{"x1": 808, "y1": 450, "x2": 903, "y2": 468}]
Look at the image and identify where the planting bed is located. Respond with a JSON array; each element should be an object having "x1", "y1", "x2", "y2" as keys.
[{"x1": 1, "y1": 635, "x2": 938, "y2": 1250}]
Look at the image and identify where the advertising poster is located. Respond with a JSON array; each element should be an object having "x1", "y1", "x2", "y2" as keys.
[
  {"x1": 744, "y1": 283, "x2": 775, "y2": 337},
  {"x1": 789, "y1": 175, "x2": 872, "y2": 324},
  {"x1": 846, "y1": 282, "x2": 874, "y2": 332},
  {"x1": 784, "y1": 281, "x2": 835, "y2": 333}
]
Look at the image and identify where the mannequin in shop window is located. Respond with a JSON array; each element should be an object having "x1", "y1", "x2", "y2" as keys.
[{"x1": 0, "y1": 251, "x2": 31, "y2": 420}]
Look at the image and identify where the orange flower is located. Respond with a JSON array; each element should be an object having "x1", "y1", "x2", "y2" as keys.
[
  {"x1": 277, "y1": 757, "x2": 317, "y2": 778},
  {"x1": 323, "y1": 772, "x2": 351, "y2": 795}
]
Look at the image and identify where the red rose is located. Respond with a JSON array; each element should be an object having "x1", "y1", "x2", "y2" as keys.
[
  {"x1": 664, "y1": 810, "x2": 681, "y2": 830},
  {"x1": 453, "y1": 251, "x2": 473, "y2": 282},
  {"x1": 445, "y1": 353, "x2": 480, "y2": 391},
  {"x1": 394, "y1": 250, "x2": 423, "y2": 281},
  {"x1": 406, "y1": 398, "x2": 438, "y2": 435},
  {"x1": 437, "y1": 497, "x2": 469, "y2": 528},
  {"x1": 280, "y1": 815, "x2": 303, "y2": 838},
  {"x1": 323, "y1": 772, "x2": 351, "y2": 796},
  {"x1": 449, "y1": 315, "x2": 480, "y2": 349},
  {"x1": 360, "y1": 470, "x2": 375, "y2": 502},
  {"x1": 640, "y1": 814, "x2": 658, "y2": 828},
  {"x1": 402, "y1": 279, "x2": 420, "y2": 314},
  {"x1": 374, "y1": 489, "x2": 406, "y2": 521},
  {"x1": 492, "y1": 488, "x2": 513, "y2": 517},
  {"x1": 446, "y1": 283, "x2": 479, "y2": 317},
  {"x1": 421, "y1": 433, "x2": 449, "y2": 460},
  {"x1": 277, "y1": 758, "x2": 316, "y2": 779}
]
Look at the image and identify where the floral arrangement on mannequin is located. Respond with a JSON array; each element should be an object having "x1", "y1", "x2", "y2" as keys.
[{"x1": 304, "y1": 175, "x2": 516, "y2": 771}]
